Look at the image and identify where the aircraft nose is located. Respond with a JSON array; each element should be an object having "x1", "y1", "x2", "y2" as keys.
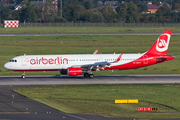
[{"x1": 4, "y1": 63, "x2": 10, "y2": 70}]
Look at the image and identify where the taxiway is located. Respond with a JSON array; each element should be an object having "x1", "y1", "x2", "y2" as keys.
[
  {"x1": 0, "y1": 75, "x2": 180, "y2": 120},
  {"x1": 0, "y1": 75, "x2": 180, "y2": 85}
]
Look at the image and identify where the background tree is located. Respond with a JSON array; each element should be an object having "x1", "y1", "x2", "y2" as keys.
[
  {"x1": 158, "y1": 3, "x2": 171, "y2": 16},
  {"x1": 171, "y1": 12, "x2": 178, "y2": 23},
  {"x1": 117, "y1": 2, "x2": 128, "y2": 22},
  {"x1": 80, "y1": 11, "x2": 91, "y2": 22},
  {"x1": 118, "y1": 0, "x2": 139, "y2": 4},
  {"x1": 89, "y1": 11, "x2": 103, "y2": 23},
  {"x1": 91, "y1": 0, "x2": 98, "y2": 8},
  {"x1": 177, "y1": 13, "x2": 180, "y2": 22},
  {"x1": 156, "y1": 9, "x2": 163, "y2": 23},
  {"x1": 19, "y1": 0, "x2": 37, "y2": 22},
  {"x1": 54, "y1": 17, "x2": 67, "y2": 22},
  {"x1": 62, "y1": 0, "x2": 80, "y2": 7},
  {"x1": 0, "y1": 7, "x2": 13, "y2": 22},
  {"x1": 84, "y1": 1, "x2": 92, "y2": 9},
  {"x1": 63, "y1": 4, "x2": 85, "y2": 22},
  {"x1": 101, "y1": 3, "x2": 116, "y2": 23},
  {"x1": 137, "y1": 4, "x2": 148, "y2": 13},
  {"x1": 173, "y1": 0, "x2": 180, "y2": 10},
  {"x1": 152, "y1": 0, "x2": 161, "y2": 6},
  {"x1": 42, "y1": 0, "x2": 58, "y2": 22},
  {"x1": 26, "y1": 5, "x2": 37, "y2": 22},
  {"x1": 148, "y1": 15, "x2": 156, "y2": 22},
  {"x1": 12, "y1": 9, "x2": 21, "y2": 21},
  {"x1": 117, "y1": 1, "x2": 139, "y2": 23},
  {"x1": 33, "y1": 4, "x2": 43, "y2": 22}
]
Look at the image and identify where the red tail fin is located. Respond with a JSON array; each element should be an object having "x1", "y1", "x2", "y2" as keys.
[{"x1": 145, "y1": 30, "x2": 171, "y2": 55}]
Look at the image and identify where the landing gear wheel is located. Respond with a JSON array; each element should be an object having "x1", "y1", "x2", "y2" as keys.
[
  {"x1": 89, "y1": 74, "x2": 94, "y2": 79},
  {"x1": 84, "y1": 73, "x2": 89, "y2": 78},
  {"x1": 22, "y1": 71, "x2": 26, "y2": 79},
  {"x1": 22, "y1": 75, "x2": 25, "y2": 79}
]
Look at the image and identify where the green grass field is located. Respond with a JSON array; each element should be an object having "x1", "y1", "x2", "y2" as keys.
[
  {"x1": 0, "y1": 34, "x2": 179, "y2": 76},
  {"x1": 13, "y1": 84, "x2": 180, "y2": 119},
  {"x1": 2, "y1": 27, "x2": 180, "y2": 119},
  {"x1": 1, "y1": 27, "x2": 180, "y2": 34}
]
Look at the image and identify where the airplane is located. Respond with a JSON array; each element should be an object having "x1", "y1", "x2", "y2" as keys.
[{"x1": 4, "y1": 30, "x2": 174, "y2": 79}]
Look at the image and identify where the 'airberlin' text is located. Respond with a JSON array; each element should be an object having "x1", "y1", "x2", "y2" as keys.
[{"x1": 30, "y1": 57, "x2": 68, "y2": 65}]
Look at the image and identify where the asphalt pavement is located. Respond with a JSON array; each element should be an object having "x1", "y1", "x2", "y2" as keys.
[{"x1": 0, "y1": 75, "x2": 180, "y2": 120}]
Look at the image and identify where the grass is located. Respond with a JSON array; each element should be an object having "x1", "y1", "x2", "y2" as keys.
[
  {"x1": 0, "y1": 35, "x2": 179, "y2": 76},
  {"x1": 102, "y1": 113, "x2": 180, "y2": 119},
  {"x1": 13, "y1": 84, "x2": 180, "y2": 119},
  {"x1": 1, "y1": 27, "x2": 180, "y2": 34}
]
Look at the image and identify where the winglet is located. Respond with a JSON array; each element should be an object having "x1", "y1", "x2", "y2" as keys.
[
  {"x1": 93, "y1": 49, "x2": 98, "y2": 54},
  {"x1": 116, "y1": 52, "x2": 123, "y2": 62}
]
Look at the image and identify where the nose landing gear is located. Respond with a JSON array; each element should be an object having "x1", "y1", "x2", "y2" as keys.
[{"x1": 21, "y1": 71, "x2": 26, "y2": 79}]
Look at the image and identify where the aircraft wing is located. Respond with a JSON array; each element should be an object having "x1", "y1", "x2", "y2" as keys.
[{"x1": 71, "y1": 53, "x2": 123, "y2": 71}]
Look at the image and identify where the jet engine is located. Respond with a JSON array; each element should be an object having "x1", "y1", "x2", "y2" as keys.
[{"x1": 67, "y1": 67, "x2": 81, "y2": 76}]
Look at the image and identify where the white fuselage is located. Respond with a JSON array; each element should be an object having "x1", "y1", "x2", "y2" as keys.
[{"x1": 4, "y1": 53, "x2": 144, "y2": 71}]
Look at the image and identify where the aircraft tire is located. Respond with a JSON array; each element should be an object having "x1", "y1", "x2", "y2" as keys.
[
  {"x1": 22, "y1": 75, "x2": 25, "y2": 79},
  {"x1": 84, "y1": 73, "x2": 89, "y2": 78},
  {"x1": 89, "y1": 74, "x2": 94, "y2": 79}
]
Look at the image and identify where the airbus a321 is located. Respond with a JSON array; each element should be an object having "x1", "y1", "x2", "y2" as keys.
[{"x1": 4, "y1": 30, "x2": 174, "y2": 78}]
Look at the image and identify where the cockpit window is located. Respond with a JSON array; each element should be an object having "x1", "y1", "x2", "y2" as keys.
[{"x1": 9, "y1": 60, "x2": 17, "y2": 62}]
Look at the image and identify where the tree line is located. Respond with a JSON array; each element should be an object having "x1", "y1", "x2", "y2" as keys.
[{"x1": 0, "y1": 0, "x2": 180, "y2": 23}]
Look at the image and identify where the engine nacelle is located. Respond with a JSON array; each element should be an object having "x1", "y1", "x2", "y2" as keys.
[{"x1": 67, "y1": 67, "x2": 81, "y2": 76}]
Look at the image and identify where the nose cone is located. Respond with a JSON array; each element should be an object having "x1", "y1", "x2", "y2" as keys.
[{"x1": 4, "y1": 62, "x2": 10, "y2": 70}]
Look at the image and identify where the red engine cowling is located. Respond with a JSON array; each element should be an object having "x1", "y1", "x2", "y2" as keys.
[{"x1": 67, "y1": 67, "x2": 81, "y2": 76}]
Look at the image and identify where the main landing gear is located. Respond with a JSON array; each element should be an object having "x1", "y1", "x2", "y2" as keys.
[
  {"x1": 21, "y1": 71, "x2": 26, "y2": 79},
  {"x1": 84, "y1": 73, "x2": 94, "y2": 79}
]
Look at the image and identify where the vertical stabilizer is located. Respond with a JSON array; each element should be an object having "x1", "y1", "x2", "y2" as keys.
[{"x1": 145, "y1": 30, "x2": 171, "y2": 55}]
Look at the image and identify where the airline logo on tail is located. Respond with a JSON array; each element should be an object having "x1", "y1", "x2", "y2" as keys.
[{"x1": 156, "y1": 33, "x2": 170, "y2": 52}]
